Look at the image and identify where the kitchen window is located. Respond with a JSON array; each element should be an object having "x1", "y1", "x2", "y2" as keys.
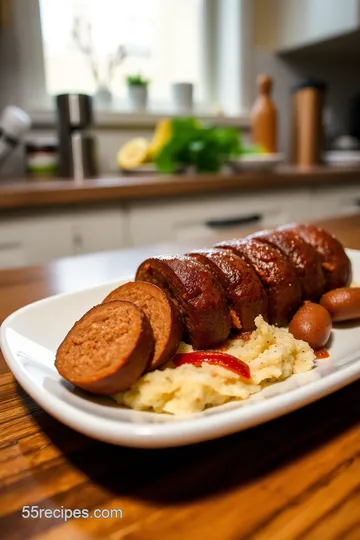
[
  {"x1": 39, "y1": 0, "x2": 205, "y2": 109},
  {"x1": 8, "y1": 0, "x2": 252, "y2": 119}
]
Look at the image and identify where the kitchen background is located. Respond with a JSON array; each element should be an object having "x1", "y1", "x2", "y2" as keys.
[{"x1": 0, "y1": 0, "x2": 360, "y2": 269}]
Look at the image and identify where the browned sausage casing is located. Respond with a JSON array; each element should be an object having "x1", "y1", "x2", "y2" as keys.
[
  {"x1": 135, "y1": 255, "x2": 231, "y2": 349},
  {"x1": 187, "y1": 248, "x2": 269, "y2": 331},
  {"x1": 288, "y1": 224, "x2": 351, "y2": 291},
  {"x1": 289, "y1": 302, "x2": 332, "y2": 349},
  {"x1": 252, "y1": 228, "x2": 326, "y2": 301},
  {"x1": 320, "y1": 287, "x2": 360, "y2": 322},
  {"x1": 103, "y1": 281, "x2": 183, "y2": 370},
  {"x1": 215, "y1": 238, "x2": 302, "y2": 326},
  {"x1": 55, "y1": 300, "x2": 154, "y2": 395}
]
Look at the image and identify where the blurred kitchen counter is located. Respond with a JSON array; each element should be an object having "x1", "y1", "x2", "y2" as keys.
[{"x1": 0, "y1": 165, "x2": 359, "y2": 210}]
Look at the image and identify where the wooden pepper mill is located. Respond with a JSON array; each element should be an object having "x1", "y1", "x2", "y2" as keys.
[{"x1": 251, "y1": 74, "x2": 277, "y2": 154}]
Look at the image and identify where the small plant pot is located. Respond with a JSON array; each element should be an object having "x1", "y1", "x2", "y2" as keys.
[
  {"x1": 128, "y1": 85, "x2": 148, "y2": 112},
  {"x1": 171, "y1": 83, "x2": 193, "y2": 114}
]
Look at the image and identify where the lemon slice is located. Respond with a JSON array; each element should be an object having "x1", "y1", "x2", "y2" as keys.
[
  {"x1": 117, "y1": 138, "x2": 150, "y2": 170},
  {"x1": 148, "y1": 119, "x2": 172, "y2": 160}
]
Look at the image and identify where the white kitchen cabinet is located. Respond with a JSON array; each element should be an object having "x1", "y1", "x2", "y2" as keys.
[
  {"x1": 277, "y1": 0, "x2": 359, "y2": 52},
  {"x1": 0, "y1": 207, "x2": 126, "y2": 269},
  {"x1": 127, "y1": 189, "x2": 311, "y2": 246},
  {"x1": 255, "y1": 0, "x2": 360, "y2": 53},
  {"x1": 308, "y1": 185, "x2": 360, "y2": 220},
  {"x1": 0, "y1": 213, "x2": 74, "y2": 268},
  {"x1": 71, "y1": 208, "x2": 126, "y2": 256}
]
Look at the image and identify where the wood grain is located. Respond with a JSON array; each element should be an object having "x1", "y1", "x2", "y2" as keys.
[
  {"x1": 0, "y1": 166, "x2": 359, "y2": 210},
  {"x1": 0, "y1": 214, "x2": 359, "y2": 539}
]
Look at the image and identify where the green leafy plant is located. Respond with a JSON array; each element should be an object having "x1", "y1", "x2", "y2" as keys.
[
  {"x1": 126, "y1": 74, "x2": 149, "y2": 86},
  {"x1": 155, "y1": 117, "x2": 242, "y2": 173},
  {"x1": 241, "y1": 143, "x2": 266, "y2": 155}
]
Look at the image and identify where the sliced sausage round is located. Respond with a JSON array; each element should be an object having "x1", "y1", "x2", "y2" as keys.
[
  {"x1": 215, "y1": 238, "x2": 302, "y2": 326},
  {"x1": 187, "y1": 248, "x2": 269, "y2": 331},
  {"x1": 135, "y1": 255, "x2": 231, "y2": 349},
  {"x1": 289, "y1": 224, "x2": 352, "y2": 290},
  {"x1": 55, "y1": 300, "x2": 154, "y2": 395},
  {"x1": 252, "y1": 228, "x2": 326, "y2": 301},
  {"x1": 103, "y1": 281, "x2": 183, "y2": 370}
]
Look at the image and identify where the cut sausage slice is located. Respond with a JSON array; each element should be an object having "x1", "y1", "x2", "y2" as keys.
[
  {"x1": 55, "y1": 300, "x2": 154, "y2": 395},
  {"x1": 187, "y1": 248, "x2": 269, "y2": 331},
  {"x1": 252, "y1": 228, "x2": 326, "y2": 301},
  {"x1": 289, "y1": 224, "x2": 352, "y2": 290},
  {"x1": 135, "y1": 255, "x2": 231, "y2": 349},
  {"x1": 103, "y1": 281, "x2": 183, "y2": 370},
  {"x1": 215, "y1": 238, "x2": 302, "y2": 326}
]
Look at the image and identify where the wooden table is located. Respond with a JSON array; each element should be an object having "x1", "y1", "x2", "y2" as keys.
[{"x1": 1, "y1": 214, "x2": 359, "y2": 540}]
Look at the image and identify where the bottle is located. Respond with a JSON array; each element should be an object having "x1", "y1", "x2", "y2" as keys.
[
  {"x1": 250, "y1": 75, "x2": 277, "y2": 154},
  {"x1": 290, "y1": 79, "x2": 326, "y2": 167}
]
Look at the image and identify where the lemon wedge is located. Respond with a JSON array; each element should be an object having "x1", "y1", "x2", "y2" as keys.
[
  {"x1": 117, "y1": 138, "x2": 150, "y2": 170},
  {"x1": 148, "y1": 119, "x2": 172, "y2": 160}
]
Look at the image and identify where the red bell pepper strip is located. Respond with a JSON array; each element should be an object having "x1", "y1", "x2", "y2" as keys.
[{"x1": 173, "y1": 351, "x2": 250, "y2": 380}]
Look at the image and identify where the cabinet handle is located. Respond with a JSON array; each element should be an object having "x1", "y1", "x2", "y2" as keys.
[{"x1": 205, "y1": 214, "x2": 262, "y2": 229}]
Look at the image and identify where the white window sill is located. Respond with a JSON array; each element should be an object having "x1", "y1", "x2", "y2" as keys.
[{"x1": 29, "y1": 109, "x2": 251, "y2": 130}]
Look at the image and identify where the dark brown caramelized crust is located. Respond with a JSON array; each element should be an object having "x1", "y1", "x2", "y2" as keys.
[{"x1": 135, "y1": 255, "x2": 231, "y2": 349}]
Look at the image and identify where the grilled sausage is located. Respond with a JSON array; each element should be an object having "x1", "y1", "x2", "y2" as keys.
[
  {"x1": 252, "y1": 228, "x2": 326, "y2": 301},
  {"x1": 187, "y1": 248, "x2": 269, "y2": 331},
  {"x1": 289, "y1": 224, "x2": 351, "y2": 291},
  {"x1": 55, "y1": 300, "x2": 154, "y2": 395},
  {"x1": 135, "y1": 255, "x2": 231, "y2": 349},
  {"x1": 103, "y1": 281, "x2": 183, "y2": 370},
  {"x1": 320, "y1": 287, "x2": 360, "y2": 322},
  {"x1": 215, "y1": 238, "x2": 302, "y2": 326},
  {"x1": 289, "y1": 302, "x2": 332, "y2": 350}
]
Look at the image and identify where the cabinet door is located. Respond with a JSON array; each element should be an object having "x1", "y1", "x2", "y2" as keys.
[
  {"x1": 309, "y1": 185, "x2": 360, "y2": 221},
  {"x1": 0, "y1": 206, "x2": 126, "y2": 270},
  {"x1": 128, "y1": 190, "x2": 310, "y2": 246},
  {"x1": 0, "y1": 218, "x2": 27, "y2": 268},
  {"x1": 0, "y1": 214, "x2": 74, "y2": 269},
  {"x1": 71, "y1": 208, "x2": 126, "y2": 256},
  {"x1": 276, "y1": 0, "x2": 359, "y2": 52}
]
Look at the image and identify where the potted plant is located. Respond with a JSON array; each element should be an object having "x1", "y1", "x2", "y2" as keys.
[
  {"x1": 72, "y1": 18, "x2": 127, "y2": 109},
  {"x1": 126, "y1": 74, "x2": 149, "y2": 112}
]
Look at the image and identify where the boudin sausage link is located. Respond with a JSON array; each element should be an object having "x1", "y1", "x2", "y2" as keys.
[
  {"x1": 252, "y1": 228, "x2": 326, "y2": 302},
  {"x1": 288, "y1": 224, "x2": 352, "y2": 291},
  {"x1": 135, "y1": 255, "x2": 231, "y2": 349},
  {"x1": 103, "y1": 281, "x2": 183, "y2": 370},
  {"x1": 187, "y1": 248, "x2": 269, "y2": 331},
  {"x1": 215, "y1": 237, "x2": 302, "y2": 326},
  {"x1": 55, "y1": 300, "x2": 154, "y2": 395}
]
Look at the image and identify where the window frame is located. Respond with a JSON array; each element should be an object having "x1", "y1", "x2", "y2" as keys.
[{"x1": 7, "y1": 0, "x2": 252, "y2": 123}]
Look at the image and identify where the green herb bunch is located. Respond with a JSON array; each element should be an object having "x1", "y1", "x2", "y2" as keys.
[
  {"x1": 126, "y1": 74, "x2": 149, "y2": 86},
  {"x1": 155, "y1": 117, "x2": 242, "y2": 173}
]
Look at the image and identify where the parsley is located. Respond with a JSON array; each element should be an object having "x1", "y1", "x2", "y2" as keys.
[{"x1": 155, "y1": 118, "x2": 242, "y2": 173}]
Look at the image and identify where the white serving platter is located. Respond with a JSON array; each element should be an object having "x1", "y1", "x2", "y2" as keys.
[{"x1": 1, "y1": 249, "x2": 360, "y2": 449}]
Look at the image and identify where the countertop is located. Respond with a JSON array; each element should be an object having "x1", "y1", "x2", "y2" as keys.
[
  {"x1": 0, "y1": 166, "x2": 359, "y2": 210},
  {"x1": 0, "y1": 213, "x2": 359, "y2": 539}
]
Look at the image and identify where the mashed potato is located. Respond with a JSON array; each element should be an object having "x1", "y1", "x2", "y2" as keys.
[{"x1": 113, "y1": 316, "x2": 315, "y2": 415}]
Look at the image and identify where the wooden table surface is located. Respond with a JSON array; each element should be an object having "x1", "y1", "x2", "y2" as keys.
[{"x1": 1, "y1": 214, "x2": 360, "y2": 540}]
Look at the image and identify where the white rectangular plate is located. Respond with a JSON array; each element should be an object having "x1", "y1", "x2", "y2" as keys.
[{"x1": 1, "y1": 250, "x2": 360, "y2": 448}]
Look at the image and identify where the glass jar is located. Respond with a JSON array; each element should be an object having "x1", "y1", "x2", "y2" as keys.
[{"x1": 25, "y1": 138, "x2": 58, "y2": 178}]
